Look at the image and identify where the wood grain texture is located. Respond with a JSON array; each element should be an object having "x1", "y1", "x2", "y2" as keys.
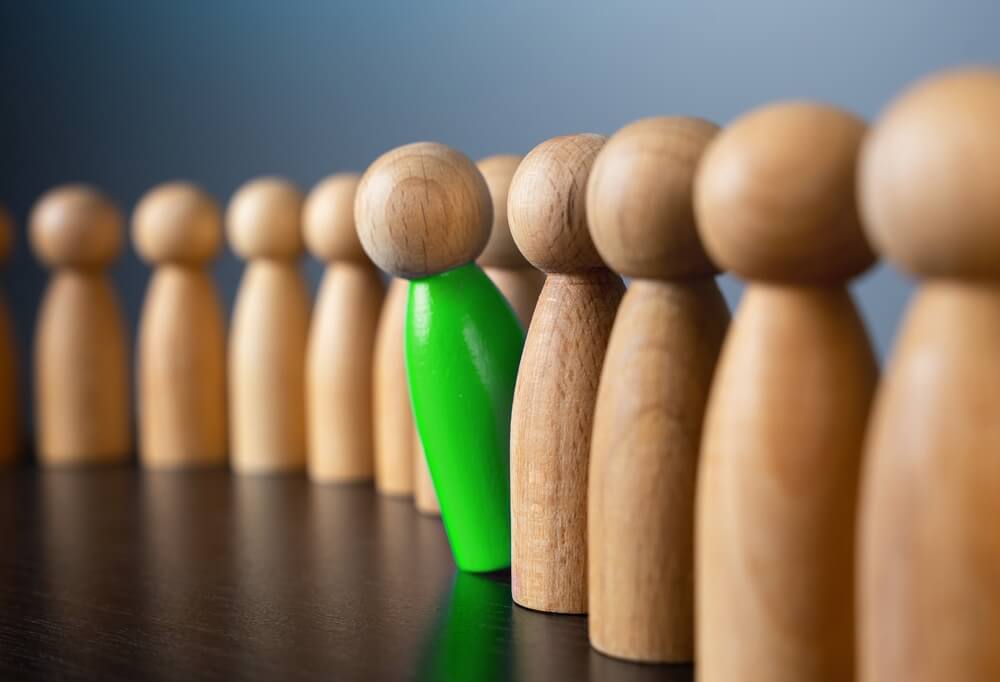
[
  {"x1": 137, "y1": 268, "x2": 227, "y2": 468},
  {"x1": 229, "y1": 261, "x2": 310, "y2": 474},
  {"x1": 589, "y1": 279, "x2": 728, "y2": 662},
  {"x1": 34, "y1": 272, "x2": 131, "y2": 465},
  {"x1": 307, "y1": 263, "x2": 383, "y2": 482},
  {"x1": 483, "y1": 267, "x2": 544, "y2": 330},
  {"x1": 355, "y1": 142, "x2": 492, "y2": 279},
  {"x1": 413, "y1": 425, "x2": 440, "y2": 515},
  {"x1": 373, "y1": 277, "x2": 414, "y2": 496},
  {"x1": 510, "y1": 271, "x2": 625, "y2": 614},
  {"x1": 696, "y1": 285, "x2": 876, "y2": 682},
  {"x1": 859, "y1": 283, "x2": 1000, "y2": 682}
]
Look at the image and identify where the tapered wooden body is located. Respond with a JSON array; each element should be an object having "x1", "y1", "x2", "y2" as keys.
[
  {"x1": 0, "y1": 294, "x2": 18, "y2": 465},
  {"x1": 35, "y1": 272, "x2": 130, "y2": 465},
  {"x1": 511, "y1": 270, "x2": 624, "y2": 613},
  {"x1": 307, "y1": 262, "x2": 383, "y2": 482},
  {"x1": 373, "y1": 277, "x2": 414, "y2": 495},
  {"x1": 229, "y1": 261, "x2": 309, "y2": 474},
  {"x1": 589, "y1": 279, "x2": 728, "y2": 662},
  {"x1": 483, "y1": 267, "x2": 545, "y2": 329},
  {"x1": 138, "y1": 268, "x2": 226, "y2": 468},
  {"x1": 697, "y1": 285, "x2": 876, "y2": 681},
  {"x1": 414, "y1": 427, "x2": 440, "y2": 515},
  {"x1": 860, "y1": 282, "x2": 1000, "y2": 682}
]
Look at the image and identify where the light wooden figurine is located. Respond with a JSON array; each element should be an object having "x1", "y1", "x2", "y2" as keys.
[
  {"x1": 373, "y1": 276, "x2": 414, "y2": 496},
  {"x1": 0, "y1": 206, "x2": 18, "y2": 465},
  {"x1": 508, "y1": 133, "x2": 625, "y2": 614},
  {"x1": 134, "y1": 182, "x2": 227, "y2": 468},
  {"x1": 227, "y1": 177, "x2": 309, "y2": 474},
  {"x1": 858, "y1": 68, "x2": 1000, "y2": 682},
  {"x1": 304, "y1": 174, "x2": 383, "y2": 483},
  {"x1": 694, "y1": 103, "x2": 878, "y2": 681},
  {"x1": 413, "y1": 427, "x2": 439, "y2": 515},
  {"x1": 30, "y1": 185, "x2": 131, "y2": 465},
  {"x1": 586, "y1": 117, "x2": 729, "y2": 662},
  {"x1": 477, "y1": 155, "x2": 545, "y2": 328}
]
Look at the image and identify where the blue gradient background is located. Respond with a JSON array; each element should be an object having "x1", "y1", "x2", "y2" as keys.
[{"x1": 1, "y1": 1, "x2": 998, "y2": 433}]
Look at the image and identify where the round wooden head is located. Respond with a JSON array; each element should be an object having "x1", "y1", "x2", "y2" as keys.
[
  {"x1": 355, "y1": 142, "x2": 492, "y2": 279},
  {"x1": 587, "y1": 117, "x2": 719, "y2": 280},
  {"x1": 695, "y1": 102, "x2": 875, "y2": 283},
  {"x1": 861, "y1": 68, "x2": 1000, "y2": 279},
  {"x1": 0, "y1": 205, "x2": 12, "y2": 264},
  {"x1": 508, "y1": 134, "x2": 607, "y2": 274},
  {"x1": 304, "y1": 173, "x2": 367, "y2": 264},
  {"x1": 477, "y1": 155, "x2": 529, "y2": 270},
  {"x1": 226, "y1": 177, "x2": 304, "y2": 261},
  {"x1": 29, "y1": 184, "x2": 123, "y2": 269},
  {"x1": 133, "y1": 182, "x2": 222, "y2": 266}
]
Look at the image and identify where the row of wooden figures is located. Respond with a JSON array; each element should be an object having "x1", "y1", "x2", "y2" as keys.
[{"x1": 1, "y1": 65, "x2": 998, "y2": 678}]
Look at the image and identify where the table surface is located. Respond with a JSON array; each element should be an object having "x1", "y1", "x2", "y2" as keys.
[{"x1": 0, "y1": 468, "x2": 693, "y2": 681}]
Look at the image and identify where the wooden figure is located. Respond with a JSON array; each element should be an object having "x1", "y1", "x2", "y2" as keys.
[
  {"x1": 0, "y1": 206, "x2": 18, "y2": 466},
  {"x1": 227, "y1": 177, "x2": 309, "y2": 475},
  {"x1": 134, "y1": 182, "x2": 227, "y2": 469},
  {"x1": 586, "y1": 117, "x2": 729, "y2": 662},
  {"x1": 476, "y1": 154, "x2": 545, "y2": 328},
  {"x1": 858, "y1": 68, "x2": 1000, "y2": 682},
  {"x1": 694, "y1": 103, "x2": 878, "y2": 681},
  {"x1": 356, "y1": 141, "x2": 524, "y2": 573},
  {"x1": 414, "y1": 427, "x2": 439, "y2": 515},
  {"x1": 304, "y1": 174, "x2": 383, "y2": 483},
  {"x1": 507, "y1": 133, "x2": 626, "y2": 614},
  {"x1": 373, "y1": 277, "x2": 414, "y2": 496},
  {"x1": 30, "y1": 185, "x2": 131, "y2": 465}
]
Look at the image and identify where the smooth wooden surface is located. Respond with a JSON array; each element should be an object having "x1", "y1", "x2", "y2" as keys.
[
  {"x1": 857, "y1": 68, "x2": 1000, "y2": 682},
  {"x1": 585, "y1": 116, "x2": 724, "y2": 662},
  {"x1": 372, "y1": 277, "x2": 414, "y2": 496},
  {"x1": 305, "y1": 173, "x2": 383, "y2": 484},
  {"x1": 589, "y1": 281, "x2": 728, "y2": 662},
  {"x1": 34, "y1": 272, "x2": 131, "y2": 465},
  {"x1": 483, "y1": 267, "x2": 544, "y2": 330},
  {"x1": 859, "y1": 283, "x2": 1000, "y2": 682},
  {"x1": 30, "y1": 186, "x2": 130, "y2": 465},
  {"x1": 0, "y1": 468, "x2": 691, "y2": 682},
  {"x1": 413, "y1": 427, "x2": 440, "y2": 515},
  {"x1": 307, "y1": 264, "x2": 382, "y2": 482},
  {"x1": 229, "y1": 262, "x2": 310, "y2": 474},
  {"x1": 694, "y1": 101, "x2": 878, "y2": 682},
  {"x1": 137, "y1": 269, "x2": 227, "y2": 468},
  {"x1": 697, "y1": 286, "x2": 876, "y2": 682},
  {"x1": 510, "y1": 272, "x2": 625, "y2": 614},
  {"x1": 134, "y1": 182, "x2": 227, "y2": 468},
  {"x1": 227, "y1": 178, "x2": 308, "y2": 475},
  {"x1": 355, "y1": 142, "x2": 492, "y2": 279}
]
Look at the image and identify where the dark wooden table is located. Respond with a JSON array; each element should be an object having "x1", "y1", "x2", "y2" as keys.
[{"x1": 0, "y1": 468, "x2": 693, "y2": 681}]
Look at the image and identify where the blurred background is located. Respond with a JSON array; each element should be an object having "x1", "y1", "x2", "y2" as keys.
[{"x1": 2, "y1": 1, "x2": 998, "y2": 435}]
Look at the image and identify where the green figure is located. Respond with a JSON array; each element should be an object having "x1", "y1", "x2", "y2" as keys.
[{"x1": 355, "y1": 142, "x2": 524, "y2": 572}]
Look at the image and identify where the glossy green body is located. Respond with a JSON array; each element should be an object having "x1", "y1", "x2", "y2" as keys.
[{"x1": 406, "y1": 263, "x2": 524, "y2": 573}]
